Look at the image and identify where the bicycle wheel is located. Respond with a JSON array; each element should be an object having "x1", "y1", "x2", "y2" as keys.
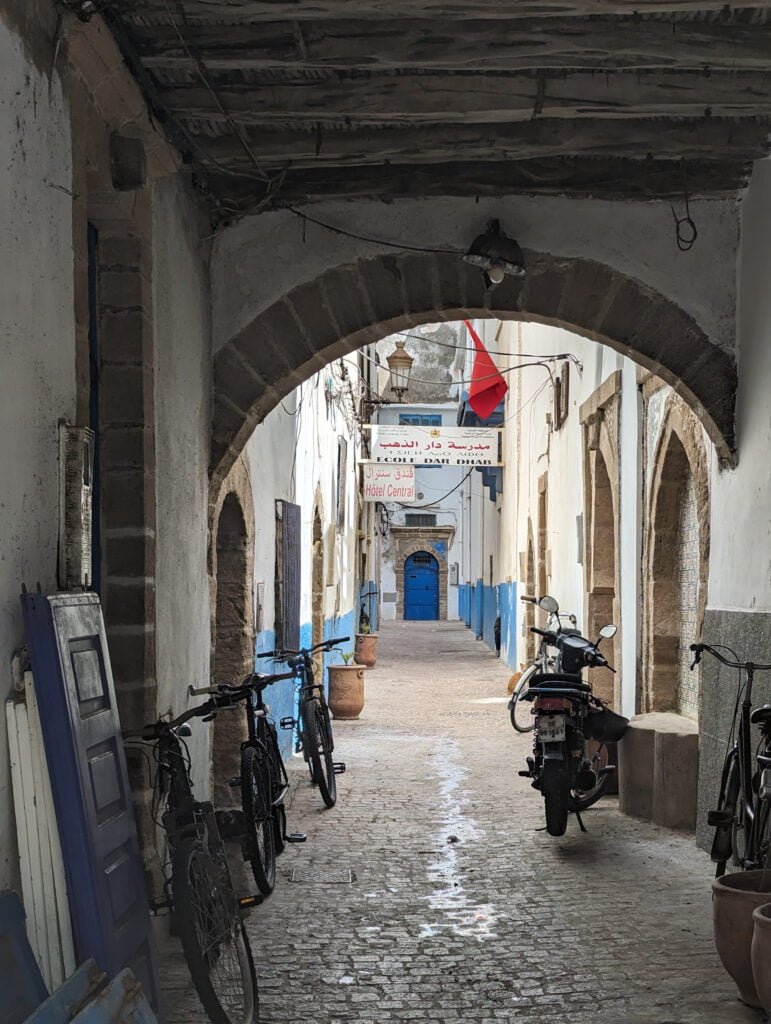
[
  {"x1": 240, "y1": 745, "x2": 276, "y2": 895},
  {"x1": 173, "y1": 838, "x2": 258, "y2": 1024},
  {"x1": 570, "y1": 742, "x2": 611, "y2": 812},
  {"x1": 509, "y1": 666, "x2": 536, "y2": 733},
  {"x1": 542, "y1": 760, "x2": 569, "y2": 837},
  {"x1": 265, "y1": 726, "x2": 287, "y2": 855},
  {"x1": 756, "y1": 798, "x2": 771, "y2": 869},
  {"x1": 303, "y1": 697, "x2": 337, "y2": 808}
]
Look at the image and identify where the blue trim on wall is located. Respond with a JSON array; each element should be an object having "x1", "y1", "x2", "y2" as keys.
[
  {"x1": 498, "y1": 580, "x2": 518, "y2": 671},
  {"x1": 482, "y1": 584, "x2": 498, "y2": 651},
  {"x1": 473, "y1": 580, "x2": 484, "y2": 638}
]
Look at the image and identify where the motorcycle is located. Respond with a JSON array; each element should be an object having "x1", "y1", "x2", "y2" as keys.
[{"x1": 516, "y1": 595, "x2": 629, "y2": 836}]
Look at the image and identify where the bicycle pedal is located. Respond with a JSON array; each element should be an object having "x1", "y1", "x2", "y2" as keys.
[
  {"x1": 598, "y1": 765, "x2": 616, "y2": 776},
  {"x1": 333, "y1": 762, "x2": 346, "y2": 775},
  {"x1": 228, "y1": 775, "x2": 241, "y2": 788},
  {"x1": 280, "y1": 717, "x2": 297, "y2": 730},
  {"x1": 238, "y1": 894, "x2": 263, "y2": 915},
  {"x1": 286, "y1": 832, "x2": 307, "y2": 843},
  {"x1": 517, "y1": 770, "x2": 532, "y2": 778},
  {"x1": 149, "y1": 897, "x2": 172, "y2": 914},
  {"x1": 708, "y1": 809, "x2": 733, "y2": 828}
]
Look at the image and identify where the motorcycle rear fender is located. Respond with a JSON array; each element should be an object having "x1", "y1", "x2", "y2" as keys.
[{"x1": 540, "y1": 740, "x2": 566, "y2": 761}]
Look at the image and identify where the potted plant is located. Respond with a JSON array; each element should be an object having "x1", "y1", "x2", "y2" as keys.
[
  {"x1": 712, "y1": 870, "x2": 771, "y2": 1007},
  {"x1": 327, "y1": 651, "x2": 366, "y2": 720},
  {"x1": 354, "y1": 622, "x2": 378, "y2": 668}
]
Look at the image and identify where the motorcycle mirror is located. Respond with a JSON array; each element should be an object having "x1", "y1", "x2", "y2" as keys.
[
  {"x1": 598, "y1": 624, "x2": 617, "y2": 640},
  {"x1": 538, "y1": 595, "x2": 559, "y2": 615}
]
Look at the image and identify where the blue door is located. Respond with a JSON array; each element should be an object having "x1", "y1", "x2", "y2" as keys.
[{"x1": 404, "y1": 552, "x2": 440, "y2": 620}]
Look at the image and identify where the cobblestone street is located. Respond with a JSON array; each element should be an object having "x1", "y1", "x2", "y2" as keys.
[{"x1": 161, "y1": 621, "x2": 761, "y2": 1024}]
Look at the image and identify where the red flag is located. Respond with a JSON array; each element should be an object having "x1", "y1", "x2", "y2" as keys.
[{"x1": 464, "y1": 320, "x2": 508, "y2": 421}]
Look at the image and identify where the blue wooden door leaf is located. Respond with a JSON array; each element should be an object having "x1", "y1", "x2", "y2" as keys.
[
  {"x1": 404, "y1": 552, "x2": 439, "y2": 621},
  {"x1": 20, "y1": 593, "x2": 160, "y2": 1014}
]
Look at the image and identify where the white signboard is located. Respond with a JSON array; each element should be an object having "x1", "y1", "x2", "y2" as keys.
[
  {"x1": 362, "y1": 463, "x2": 416, "y2": 502},
  {"x1": 369, "y1": 425, "x2": 502, "y2": 466}
]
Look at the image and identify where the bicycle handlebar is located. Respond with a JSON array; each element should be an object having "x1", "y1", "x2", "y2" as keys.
[
  {"x1": 689, "y1": 642, "x2": 771, "y2": 673},
  {"x1": 256, "y1": 636, "x2": 351, "y2": 660}
]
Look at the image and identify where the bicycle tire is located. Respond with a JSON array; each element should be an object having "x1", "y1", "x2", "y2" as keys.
[
  {"x1": 509, "y1": 666, "x2": 536, "y2": 733},
  {"x1": 570, "y1": 742, "x2": 611, "y2": 811},
  {"x1": 303, "y1": 697, "x2": 337, "y2": 808},
  {"x1": 240, "y1": 745, "x2": 276, "y2": 895},
  {"x1": 542, "y1": 760, "x2": 569, "y2": 837},
  {"x1": 265, "y1": 725, "x2": 287, "y2": 855},
  {"x1": 172, "y1": 838, "x2": 258, "y2": 1024},
  {"x1": 756, "y1": 798, "x2": 771, "y2": 870},
  {"x1": 711, "y1": 751, "x2": 740, "y2": 874}
]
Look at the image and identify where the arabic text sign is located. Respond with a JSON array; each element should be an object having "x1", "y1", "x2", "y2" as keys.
[
  {"x1": 362, "y1": 463, "x2": 416, "y2": 502},
  {"x1": 370, "y1": 425, "x2": 502, "y2": 466}
]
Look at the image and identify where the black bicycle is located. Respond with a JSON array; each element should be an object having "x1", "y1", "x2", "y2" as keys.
[
  {"x1": 190, "y1": 670, "x2": 307, "y2": 897},
  {"x1": 691, "y1": 642, "x2": 771, "y2": 876},
  {"x1": 258, "y1": 637, "x2": 349, "y2": 809},
  {"x1": 124, "y1": 699, "x2": 259, "y2": 1024}
]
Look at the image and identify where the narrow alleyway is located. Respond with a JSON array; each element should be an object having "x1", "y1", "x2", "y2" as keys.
[{"x1": 161, "y1": 622, "x2": 758, "y2": 1024}]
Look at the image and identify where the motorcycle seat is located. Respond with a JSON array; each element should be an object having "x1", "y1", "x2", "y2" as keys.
[
  {"x1": 529, "y1": 673, "x2": 592, "y2": 693},
  {"x1": 750, "y1": 704, "x2": 771, "y2": 725}
]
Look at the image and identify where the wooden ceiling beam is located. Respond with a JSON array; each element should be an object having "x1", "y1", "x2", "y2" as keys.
[
  {"x1": 131, "y1": 17, "x2": 771, "y2": 71},
  {"x1": 158, "y1": 70, "x2": 771, "y2": 124},
  {"x1": 192, "y1": 118, "x2": 771, "y2": 170},
  {"x1": 125, "y1": 1, "x2": 771, "y2": 21},
  {"x1": 202, "y1": 157, "x2": 751, "y2": 209}
]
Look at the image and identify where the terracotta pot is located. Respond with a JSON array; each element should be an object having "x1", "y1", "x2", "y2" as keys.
[
  {"x1": 327, "y1": 664, "x2": 366, "y2": 720},
  {"x1": 752, "y1": 902, "x2": 771, "y2": 1014},
  {"x1": 354, "y1": 633, "x2": 378, "y2": 667},
  {"x1": 712, "y1": 870, "x2": 771, "y2": 1007}
]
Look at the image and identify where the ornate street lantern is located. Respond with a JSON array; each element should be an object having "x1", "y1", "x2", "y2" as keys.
[{"x1": 386, "y1": 339, "x2": 414, "y2": 402}]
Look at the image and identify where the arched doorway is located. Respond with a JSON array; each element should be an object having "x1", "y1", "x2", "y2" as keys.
[
  {"x1": 404, "y1": 551, "x2": 440, "y2": 621},
  {"x1": 212, "y1": 492, "x2": 254, "y2": 808},
  {"x1": 586, "y1": 451, "x2": 618, "y2": 706}
]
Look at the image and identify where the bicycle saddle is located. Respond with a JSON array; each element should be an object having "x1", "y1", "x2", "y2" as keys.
[{"x1": 750, "y1": 704, "x2": 771, "y2": 725}]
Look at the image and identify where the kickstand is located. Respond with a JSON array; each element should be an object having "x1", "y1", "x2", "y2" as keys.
[{"x1": 574, "y1": 808, "x2": 588, "y2": 833}]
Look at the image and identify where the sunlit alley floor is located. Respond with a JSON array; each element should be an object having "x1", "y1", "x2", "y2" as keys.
[{"x1": 160, "y1": 620, "x2": 761, "y2": 1024}]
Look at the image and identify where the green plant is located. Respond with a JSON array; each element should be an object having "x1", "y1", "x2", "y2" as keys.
[
  {"x1": 341, "y1": 652, "x2": 354, "y2": 665},
  {"x1": 358, "y1": 622, "x2": 371, "y2": 635}
]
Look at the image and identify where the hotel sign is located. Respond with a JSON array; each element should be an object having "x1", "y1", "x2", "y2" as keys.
[
  {"x1": 368, "y1": 425, "x2": 502, "y2": 466},
  {"x1": 362, "y1": 464, "x2": 416, "y2": 502}
]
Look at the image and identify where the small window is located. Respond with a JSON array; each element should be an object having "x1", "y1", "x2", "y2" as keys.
[
  {"x1": 398, "y1": 413, "x2": 442, "y2": 426},
  {"x1": 405, "y1": 513, "x2": 437, "y2": 527},
  {"x1": 411, "y1": 551, "x2": 435, "y2": 564}
]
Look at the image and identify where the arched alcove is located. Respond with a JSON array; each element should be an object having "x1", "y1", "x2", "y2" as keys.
[
  {"x1": 645, "y1": 398, "x2": 711, "y2": 716},
  {"x1": 211, "y1": 249, "x2": 736, "y2": 494},
  {"x1": 524, "y1": 523, "x2": 536, "y2": 663}
]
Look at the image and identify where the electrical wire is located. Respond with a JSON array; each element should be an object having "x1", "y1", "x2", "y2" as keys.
[
  {"x1": 395, "y1": 468, "x2": 475, "y2": 509},
  {"x1": 346, "y1": 347, "x2": 553, "y2": 390},
  {"x1": 286, "y1": 207, "x2": 465, "y2": 256},
  {"x1": 394, "y1": 328, "x2": 583, "y2": 368}
]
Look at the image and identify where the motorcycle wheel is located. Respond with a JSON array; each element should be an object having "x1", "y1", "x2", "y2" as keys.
[
  {"x1": 542, "y1": 761, "x2": 569, "y2": 837},
  {"x1": 570, "y1": 742, "x2": 611, "y2": 811}
]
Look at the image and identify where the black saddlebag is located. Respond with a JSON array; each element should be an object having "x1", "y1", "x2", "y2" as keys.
[{"x1": 584, "y1": 708, "x2": 629, "y2": 743}]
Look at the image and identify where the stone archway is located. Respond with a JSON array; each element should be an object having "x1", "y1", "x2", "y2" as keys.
[
  {"x1": 210, "y1": 457, "x2": 256, "y2": 809},
  {"x1": 644, "y1": 396, "x2": 711, "y2": 716},
  {"x1": 211, "y1": 249, "x2": 736, "y2": 495}
]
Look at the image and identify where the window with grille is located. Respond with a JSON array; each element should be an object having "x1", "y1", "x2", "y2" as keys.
[
  {"x1": 405, "y1": 513, "x2": 437, "y2": 527},
  {"x1": 410, "y1": 551, "x2": 435, "y2": 564},
  {"x1": 398, "y1": 413, "x2": 442, "y2": 426}
]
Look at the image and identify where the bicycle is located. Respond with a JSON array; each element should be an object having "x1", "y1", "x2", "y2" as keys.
[
  {"x1": 190, "y1": 670, "x2": 307, "y2": 897},
  {"x1": 124, "y1": 698, "x2": 259, "y2": 1024},
  {"x1": 690, "y1": 642, "x2": 771, "y2": 877},
  {"x1": 258, "y1": 636, "x2": 349, "y2": 809}
]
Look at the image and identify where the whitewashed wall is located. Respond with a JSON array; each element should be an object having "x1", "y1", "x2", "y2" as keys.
[{"x1": 0, "y1": 18, "x2": 74, "y2": 890}]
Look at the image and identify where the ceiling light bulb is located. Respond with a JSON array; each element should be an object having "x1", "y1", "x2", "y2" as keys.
[{"x1": 487, "y1": 263, "x2": 505, "y2": 285}]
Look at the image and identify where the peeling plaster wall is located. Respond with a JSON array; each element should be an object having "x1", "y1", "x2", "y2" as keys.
[
  {"x1": 212, "y1": 196, "x2": 739, "y2": 359},
  {"x1": 0, "y1": 16, "x2": 73, "y2": 890},
  {"x1": 153, "y1": 178, "x2": 213, "y2": 793}
]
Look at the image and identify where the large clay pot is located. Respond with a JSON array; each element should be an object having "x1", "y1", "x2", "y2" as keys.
[
  {"x1": 354, "y1": 633, "x2": 378, "y2": 668},
  {"x1": 327, "y1": 664, "x2": 365, "y2": 720},
  {"x1": 713, "y1": 870, "x2": 771, "y2": 1007},
  {"x1": 752, "y1": 902, "x2": 771, "y2": 1014}
]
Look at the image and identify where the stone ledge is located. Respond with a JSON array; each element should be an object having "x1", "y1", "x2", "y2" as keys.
[{"x1": 619, "y1": 711, "x2": 699, "y2": 831}]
